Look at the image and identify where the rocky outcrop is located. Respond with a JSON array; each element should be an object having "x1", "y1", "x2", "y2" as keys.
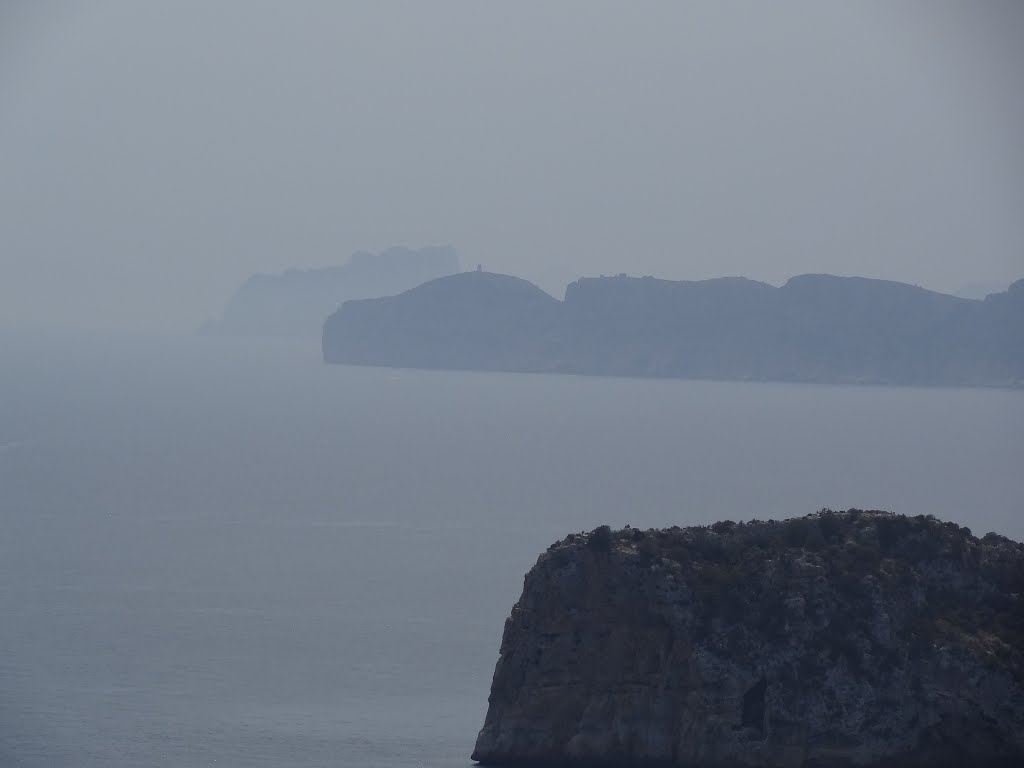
[{"x1": 472, "y1": 511, "x2": 1024, "y2": 767}]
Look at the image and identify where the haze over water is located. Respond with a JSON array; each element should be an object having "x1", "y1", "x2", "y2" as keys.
[{"x1": 0, "y1": 335, "x2": 1021, "y2": 767}]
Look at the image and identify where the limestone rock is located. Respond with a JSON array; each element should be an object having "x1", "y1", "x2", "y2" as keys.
[{"x1": 472, "y1": 511, "x2": 1024, "y2": 767}]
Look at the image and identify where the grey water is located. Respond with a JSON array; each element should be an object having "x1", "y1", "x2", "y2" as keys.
[{"x1": 1, "y1": 334, "x2": 1022, "y2": 768}]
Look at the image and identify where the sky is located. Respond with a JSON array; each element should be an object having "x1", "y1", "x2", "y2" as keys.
[{"x1": 1, "y1": 1, "x2": 1022, "y2": 332}]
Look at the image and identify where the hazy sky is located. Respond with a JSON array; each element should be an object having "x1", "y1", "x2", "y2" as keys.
[{"x1": 1, "y1": 1, "x2": 1022, "y2": 332}]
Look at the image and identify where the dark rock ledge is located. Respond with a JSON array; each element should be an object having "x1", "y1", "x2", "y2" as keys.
[{"x1": 472, "y1": 510, "x2": 1024, "y2": 767}]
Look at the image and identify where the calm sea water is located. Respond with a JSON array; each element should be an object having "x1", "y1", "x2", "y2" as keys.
[{"x1": 1, "y1": 334, "x2": 1022, "y2": 767}]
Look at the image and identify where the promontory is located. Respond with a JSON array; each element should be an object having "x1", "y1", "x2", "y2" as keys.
[
  {"x1": 472, "y1": 510, "x2": 1024, "y2": 767},
  {"x1": 322, "y1": 271, "x2": 1024, "y2": 387},
  {"x1": 204, "y1": 245, "x2": 459, "y2": 337}
]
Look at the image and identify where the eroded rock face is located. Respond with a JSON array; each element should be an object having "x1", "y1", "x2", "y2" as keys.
[{"x1": 472, "y1": 511, "x2": 1024, "y2": 767}]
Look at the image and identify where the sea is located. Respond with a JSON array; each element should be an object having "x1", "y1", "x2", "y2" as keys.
[{"x1": 0, "y1": 333, "x2": 1021, "y2": 767}]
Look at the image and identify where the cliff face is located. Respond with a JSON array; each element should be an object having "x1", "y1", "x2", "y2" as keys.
[
  {"x1": 322, "y1": 272, "x2": 1024, "y2": 387},
  {"x1": 472, "y1": 511, "x2": 1024, "y2": 767}
]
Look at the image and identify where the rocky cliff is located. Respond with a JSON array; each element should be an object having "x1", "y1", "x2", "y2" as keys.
[
  {"x1": 472, "y1": 511, "x2": 1024, "y2": 767},
  {"x1": 322, "y1": 272, "x2": 1024, "y2": 387}
]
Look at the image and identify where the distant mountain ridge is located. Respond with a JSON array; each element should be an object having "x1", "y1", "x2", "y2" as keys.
[
  {"x1": 203, "y1": 245, "x2": 460, "y2": 337},
  {"x1": 323, "y1": 271, "x2": 1024, "y2": 387}
]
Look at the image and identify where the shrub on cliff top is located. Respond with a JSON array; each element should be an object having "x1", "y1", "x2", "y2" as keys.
[{"x1": 588, "y1": 524, "x2": 613, "y2": 553}]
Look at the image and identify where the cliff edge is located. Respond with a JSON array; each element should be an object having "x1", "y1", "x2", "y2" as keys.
[{"x1": 472, "y1": 511, "x2": 1024, "y2": 767}]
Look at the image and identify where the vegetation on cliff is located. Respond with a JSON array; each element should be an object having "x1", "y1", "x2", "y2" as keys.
[
  {"x1": 562, "y1": 511, "x2": 1023, "y2": 678},
  {"x1": 473, "y1": 510, "x2": 1024, "y2": 767}
]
